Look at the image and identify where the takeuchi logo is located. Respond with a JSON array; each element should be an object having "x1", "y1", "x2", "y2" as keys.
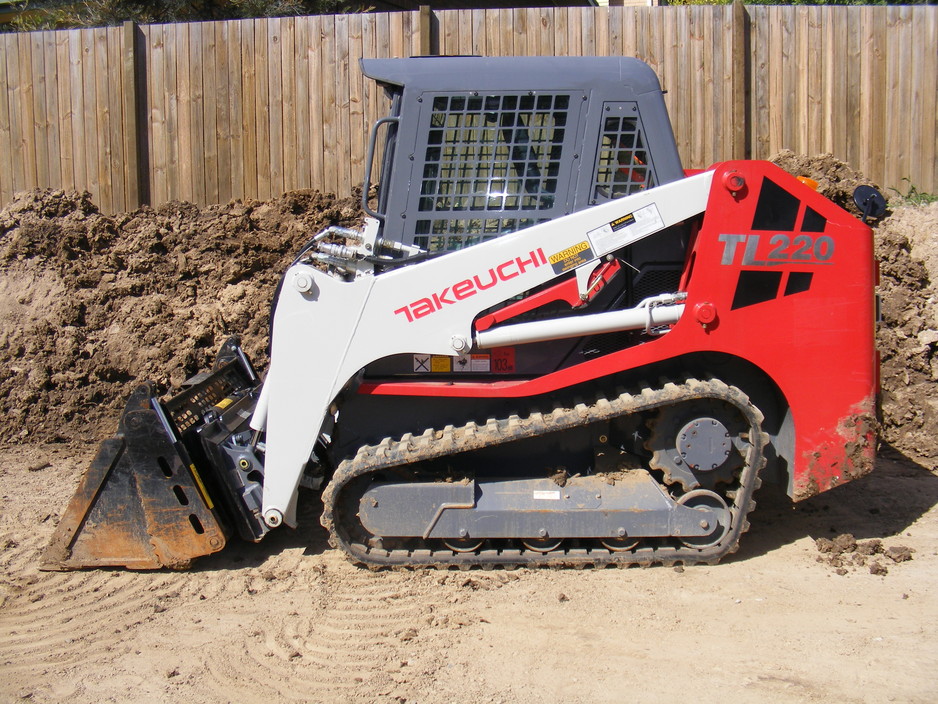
[{"x1": 393, "y1": 249, "x2": 548, "y2": 323}]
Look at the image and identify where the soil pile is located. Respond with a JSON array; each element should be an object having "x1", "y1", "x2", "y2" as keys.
[
  {"x1": 875, "y1": 202, "x2": 938, "y2": 466},
  {"x1": 771, "y1": 149, "x2": 882, "y2": 215},
  {"x1": 0, "y1": 189, "x2": 361, "y2": 443}
]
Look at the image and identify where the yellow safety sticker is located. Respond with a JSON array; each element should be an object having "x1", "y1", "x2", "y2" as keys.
[
  {"x1": 430, "y1": 356, "x2": 452, "y2": 373},
  {"x1": 548, "y1": 240, "x2": 595, "y2": 274},
  {"x1": 214, "y1": 397, "x2": 234, "y2": 411},
  {"x1": 189, "y1": 463, "x2": 215, "y2": 510}
]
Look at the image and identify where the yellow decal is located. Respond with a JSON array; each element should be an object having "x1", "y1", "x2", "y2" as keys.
[
  {"x1": 548, "y1": 241, "x2": 591, "y2": 265},
  {"x1": 431, "y1": 356, "x2": 452, "y2": 372},
  {"x1": 188, "y1": 464, "x2": 214, "y2": 510}
]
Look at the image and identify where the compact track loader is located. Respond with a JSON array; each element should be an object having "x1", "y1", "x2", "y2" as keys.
[{"x1": 42, "y1": 56, "x2": 881, "y2": 570}]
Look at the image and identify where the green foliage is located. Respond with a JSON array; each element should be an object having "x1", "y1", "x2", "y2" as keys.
[
  {"x1": 7, "y1": 0, "x2": 369, "y2": 31},
  {"x1": 889, "y1": 179, "x2": 938, "y2": 207}
]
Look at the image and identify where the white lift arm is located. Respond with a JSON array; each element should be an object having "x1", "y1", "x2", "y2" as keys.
[{"x1": 252, "y1": 171, "x2": 715, "y2": 528}]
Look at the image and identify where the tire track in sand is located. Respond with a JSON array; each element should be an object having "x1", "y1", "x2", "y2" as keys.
[
  {"x1": 197, "y1": 551, "x2": 446, "y2": 702},
  {"x1": 0, "y1": 527, "x2": 190, "y2": 674}
]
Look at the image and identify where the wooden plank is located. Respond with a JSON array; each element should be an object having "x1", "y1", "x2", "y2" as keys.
[
  {"x1": 692, "y1": 7, "x2": 707, "y2": 167},
  {"x1": 776, "y1": 8, "x2": 793, "y2": 155},
  {"x1": 620, "y1": 7, "x2": 638, "y2": 56},
  {"x1": 914, "y1": 7, "x2": 937, "y2": 193},
  {"x1": 522, "y1": 8, "x2": 536, "y2": 57},
  {"x1": 280, "y1": 18, "x2": 297, "y2": 194},
  {"x1": 320, "y1": 14, "x2": 337, "y2": 193},
  {"x1": 293, "y1": 18, "x2": 311, "y2": 191},
  {"x1": 334, "y1": 13, "x2": 351, "y2": 195},
  {"x1": 348, "y1": 13, "x2": 365, "y2": 190},
  {"x1": 596, "y1": 6, "x2": 609, "y2": 56},
  {"x1": 419, "y1": 5, "x2": 431, "y2": 56},
  {"x1": 105, "y1": 28, "x2": 124, "y2": 212},
  {"x1": 897, "y1": 5, "x2": 914, "y2": 192},
  {"x1": 309, "y1": 16, "x2": 325, "y2": 191},
  {"x1": 730, "y1": 2, "x2": 746, "y2": 160},
  {"x1": 883, "y1": 6, "x2": 905, "y2": 191},
  {"x1": 808, "y1": 8, "x2": 824, "y2": 156},
  {"x1": 93, "y1": 28, "x2": 113, "y2": 210},
  {"x1": 164, "y1": 24, "x2": 180, "y2": 201},
  {"x1": 267, "y1": 18, "x2": 284, "y2": 198},
  {"x1": 215, "y1": 21, "x2": 233, "y2": 203},
  {"x1": 389, "y1": 10, "x2": 403, "y2": 58},
  {"x1": 175, "y1": 22, "x2": 192, "y2": 202},
  {"x1": 859, "y1": 9, "x2": 885, "y2": 188},
  {"x1": 18, "y1": 33, "x2": 38, "y2": 190},
  {"x1": 6, "y1": 35, "x2": 25, "y2": 194},
  {"x1": 228, "y1": 20, "x2": 245, "y2": 201},
  {"x1": 608, "y1": 6, "x2": 622, "y2": 54},
  {"x1": 456, "y1": 9, "x2": 469, "y2": 56},
  {"x1": 240, "y1": 20, "x2": 259, "y2": 200},
  {"x1": 254, "y1": 19, "x2": 271, "y2": 200},
  {"x1": 120, "y1": 22, "x2": 140, "y2": 209},
  {"x1": 402, "y1": 10, "x2": 418, "y2": 57},
  {"x1": 145, "y1": 27, "x2": 165, "y2": 205},
  {"x1": 0, "y1": 34, "x2": 13, "y2": 204},
  {"x1": 54, "y1": 32, "x2": 74, "y2": 192},
  {"x1": 436, "y1": 9, "x2": 452, "y2": 55},
  {"x1": 202, "y1": 21, "x2": 219, "y2": 205},
  {"x1": 360, "y1": 14, "x2": 379, "y2": 187},
  {"x1": 723, "y1": 5, "x2": 736, "y2": 160},
  {"x1": 79, "y1": 30, "x2": 99, "y2": 199},
  {"x1": 42, "y1": 32, "x2": 62, "y2": 189},
  {"x1": 472, "y1": 8, "x2": 486, "y2": 57},
  {"x1": 843, "y1": 7, "x2": 862, "y2": 172},
  {"x1": 187, "y1": 22, "x2": 207, "y2": 205},
  {"x1": 497, "y1": 9, "x2": 513, "y2": 58}
]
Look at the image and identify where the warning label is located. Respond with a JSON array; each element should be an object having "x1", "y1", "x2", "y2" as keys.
[
  {"x1": 587, "y1": 203, "x2": 664, "y2": 255},
  {"x1": 548, "y1": 240, "x2": 595, "y2": 274},
  {"x1": 413, "y1": 349, "x2": 515, "y2": 373},
  {"x1": 454, "y1": 354, "x2": 492, "y2": 372}
]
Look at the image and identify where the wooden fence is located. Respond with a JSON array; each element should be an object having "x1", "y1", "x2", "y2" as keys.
[{"x1": 0, "y1": 5, "x2": 935, "y2": 214}]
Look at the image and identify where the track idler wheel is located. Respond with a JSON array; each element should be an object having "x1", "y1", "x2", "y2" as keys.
[{"x1": 675, "y1": 490, "x2": 731, "y2": 549}]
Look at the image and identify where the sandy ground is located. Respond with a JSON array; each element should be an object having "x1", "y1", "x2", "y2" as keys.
[{"x1": 1, "y1": 442, "x2": 936, "y2": 704}]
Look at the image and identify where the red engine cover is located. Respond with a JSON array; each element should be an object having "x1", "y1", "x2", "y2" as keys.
[{"x1": 359, "y1": 162, "x2": 878, "y2": 501}]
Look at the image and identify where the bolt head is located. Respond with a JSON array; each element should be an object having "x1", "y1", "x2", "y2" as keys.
[{"x1": 293, "y1": 271, "x2": 314, "y2": 293}]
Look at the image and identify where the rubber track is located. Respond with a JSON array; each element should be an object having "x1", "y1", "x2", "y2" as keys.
[{"x1": 321, "y1": 377, "x2": 767, "y2": 569}]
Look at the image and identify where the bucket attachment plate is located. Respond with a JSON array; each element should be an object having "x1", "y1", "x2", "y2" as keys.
[{"x1": 41, "y1": 383, "x2": 229, "y2": 570}]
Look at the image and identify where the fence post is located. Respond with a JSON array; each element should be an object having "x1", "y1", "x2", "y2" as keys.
[
  {"x1": 731, "y1": 0, "x2": 752, "y2": 160},
  {"x1": 419, "y1": 5, "x2": 438, "y2": 56},
  {"x1": 121, "y1": 21, "x2": 148, "y2": 208}
]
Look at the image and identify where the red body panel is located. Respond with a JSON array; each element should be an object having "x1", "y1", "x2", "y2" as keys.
[{"x1": 358, "y1": 162, "x2": 878, "y2": 500}]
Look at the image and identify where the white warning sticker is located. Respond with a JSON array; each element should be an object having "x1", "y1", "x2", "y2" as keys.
[
  {"x1": 453, "y1": 354, "x2": 491, "y2": 372},
  {"x1": 587, "y1": 203, "x2": 665, "y2": 255},
  {"x1": 532, "y1": 490, "x2": 561, "y2": 501}
]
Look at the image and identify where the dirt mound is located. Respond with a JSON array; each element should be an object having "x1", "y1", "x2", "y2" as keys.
[
  {"x1": 874, "y1": 202, "x2": 938, "y2": 467},
  {"x1": 770, "y1": 149, "x2": 882, "y2": 215},
  {"x1": 0, "y1": 189, "x2": 361, "y2": 443}
]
